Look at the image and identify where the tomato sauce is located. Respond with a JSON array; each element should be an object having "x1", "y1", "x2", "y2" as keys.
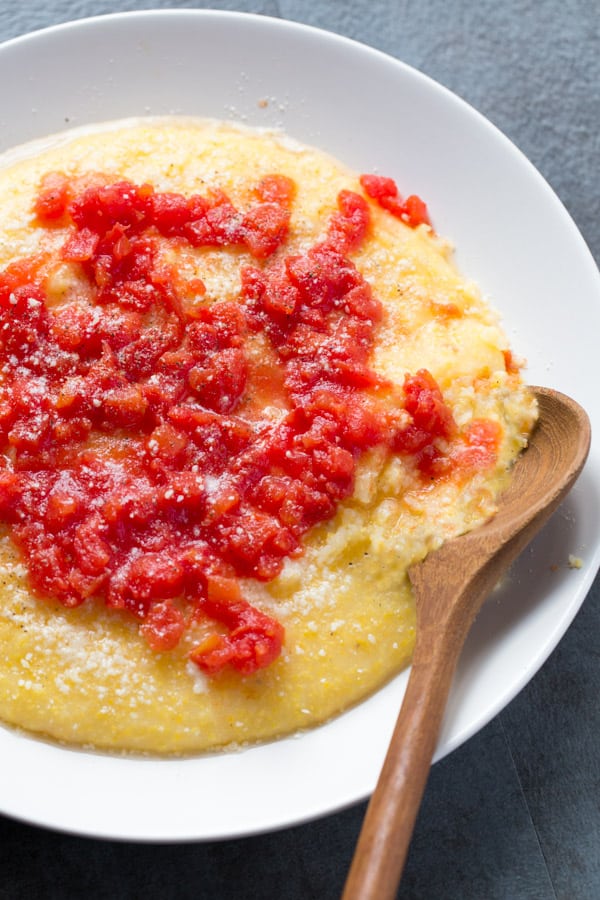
[
  {"x1": 359, "y1": 174, "x2": 431, "y2": 227},
  {"x1": 0, "y1": 171, "x2": 498, "y2": 675}
]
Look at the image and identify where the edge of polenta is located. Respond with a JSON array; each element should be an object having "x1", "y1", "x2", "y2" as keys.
[{"x1": 0, "y1": 117, "x2": 537, "y2": 754}]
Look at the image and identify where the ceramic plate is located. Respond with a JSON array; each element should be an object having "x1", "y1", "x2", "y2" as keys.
[{"x1": 0, "y1": 9, "x2": 599, "y2": 841}]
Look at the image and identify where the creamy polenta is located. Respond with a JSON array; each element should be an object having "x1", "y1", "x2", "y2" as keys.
[{"x1": 0, "y1": 118, "x2": 536, "y2": 753}]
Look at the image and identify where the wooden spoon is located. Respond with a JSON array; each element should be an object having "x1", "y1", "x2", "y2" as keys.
[{"x1": 343, "y1": 386, "x2": 591, "y2": 900}]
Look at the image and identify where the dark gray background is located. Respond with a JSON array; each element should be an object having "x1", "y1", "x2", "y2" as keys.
[{"x1": 0, "y1": 2, "x2": 599, "y2": 898}]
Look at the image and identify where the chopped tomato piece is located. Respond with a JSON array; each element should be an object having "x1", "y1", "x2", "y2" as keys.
[
  {"x1": 190, "y1": 598, "x2": 284, "y2": 675},
  {"x1": 360, "y1": 173, "x2": 431, "y2": 227},
  {"x1": 453, "y1": 418, "x2": 502, "y2": 470},
  {"x1": 0, "y1": 168, "x2": 450, "y2": 678},
  {"x1": 327, "y1": 190, "x2": 370, "y2": 253},
  {"x1": 141, "y1": 601, "x2": 186, "y2": 652},
  {"x1": 34, "y1": 172, "x2": 71, "y2": 222}
]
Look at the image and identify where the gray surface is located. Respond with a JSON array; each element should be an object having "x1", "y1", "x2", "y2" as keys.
[{"x1": 0, "y1": 1, "x2": 599, "y2": 898}]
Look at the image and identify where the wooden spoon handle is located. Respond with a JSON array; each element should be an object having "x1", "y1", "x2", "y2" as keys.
[
  {"x1": 342, "y1": 624, "x2": 466, "y2": 900},
  {"x1": 343, "y1": 387, "x2": 591, "y2": 899}
]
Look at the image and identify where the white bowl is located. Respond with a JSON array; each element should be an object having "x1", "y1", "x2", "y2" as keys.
[{"x1": 0, "y1": 9, "x2": 599, "y2": 841}]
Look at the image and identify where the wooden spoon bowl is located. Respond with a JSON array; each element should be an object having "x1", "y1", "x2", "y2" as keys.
[{"x1": 343, "y1": 386, "x2": 591, "y2": 900}]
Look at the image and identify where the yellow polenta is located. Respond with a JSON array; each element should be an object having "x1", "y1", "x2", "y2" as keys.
[{"x1": 0, "y1": 118, "x2": 536, "y2": 753}]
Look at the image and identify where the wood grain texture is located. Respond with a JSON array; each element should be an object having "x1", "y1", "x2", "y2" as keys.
[{"x1": 343, "y1": 389, "x2": 591, "y2": 899}]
